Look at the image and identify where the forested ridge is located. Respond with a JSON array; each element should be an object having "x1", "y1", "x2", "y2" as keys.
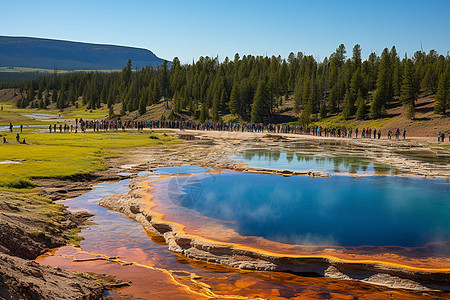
[{"x1": 7, "y1": 44, "x2": 450, "y2": 124}]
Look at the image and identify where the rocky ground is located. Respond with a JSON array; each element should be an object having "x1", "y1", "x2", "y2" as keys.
[
  {"x1": 0, "y1": 172, "x2": 126, "y2": 299},
  {"x1": 0, "y1": 254, "x2": 104, "y2": 300}
]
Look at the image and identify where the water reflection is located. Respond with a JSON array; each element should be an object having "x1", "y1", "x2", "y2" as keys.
[
  {"x1": 395, "y1": 150, "x2": 450, "y2": 165},
  {"x1": 236, "y1": 149, "x2": 397, "y2": 174}
]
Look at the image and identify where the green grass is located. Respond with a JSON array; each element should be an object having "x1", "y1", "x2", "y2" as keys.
[
  {"x1": 22, "y1": 131, "x2": 178, "y2": 148},
  {"x1": 1, "y1": 191, "x2": 65, "y2": 221},
  {"x1": 0, "y1": 101, "x2": 109, "y2": 123},
  {"x1": 63, "y1": 104, "x2": 110, "y2": 119},
  {"x1": 69, "y1": 228, "x2": 84, "y2": 247},
  {"x1": 0, "y1": 131, "x2": 180, "y2": 189}
]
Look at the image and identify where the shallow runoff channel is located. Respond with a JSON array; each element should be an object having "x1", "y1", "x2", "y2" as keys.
[{"x1": 36, "y1": 166, "x2": 450, "y2": 299}]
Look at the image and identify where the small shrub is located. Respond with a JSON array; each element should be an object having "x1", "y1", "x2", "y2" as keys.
[
  {"x1": 5, "y1": 179, "x2": 37, "y2": 189},
  {"x1": 30, "y1": 228, "x2": 46, "y2": 240},
  {"x1": 69, "y1": 228, "x2": 83, "y2": 247}
]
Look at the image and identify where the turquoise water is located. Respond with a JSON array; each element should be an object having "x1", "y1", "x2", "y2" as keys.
[
  {"x1": 155, "y1": 165, "x2": 209, "y2": 174},
  {"x1": 235, "y1": 150, "x2": 396, "y2": 174},
  {"x1": 167, "y1": 171, "x2": 450, "y2": 248}
]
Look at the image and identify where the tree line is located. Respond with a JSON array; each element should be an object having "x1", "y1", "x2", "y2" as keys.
[{"x1": 11, "y1": 44, "x2": 450, "y2": 123}]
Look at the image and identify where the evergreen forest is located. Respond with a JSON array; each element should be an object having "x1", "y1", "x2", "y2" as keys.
[{"x1": 8, "y1": 44, "x2": 450, "y2": 124}]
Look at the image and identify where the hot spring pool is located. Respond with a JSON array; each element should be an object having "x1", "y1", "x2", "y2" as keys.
[{"x1": 155, "y1": 170, "x2": 450, "y2": 248}]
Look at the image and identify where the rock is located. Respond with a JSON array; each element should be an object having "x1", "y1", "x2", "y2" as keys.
[
  {"x1": 307, "y1": 170, "x2": 332, "y2": 177},
  {"x1": 0, "y1": 253, "x2": 104, "y2": 299}
]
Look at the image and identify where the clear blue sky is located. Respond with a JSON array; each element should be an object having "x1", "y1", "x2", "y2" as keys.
[{"x1": 2, "y1": 0, "x2": 449, "y2": 64}]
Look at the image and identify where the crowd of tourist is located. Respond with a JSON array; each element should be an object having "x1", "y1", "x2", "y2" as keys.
[
  {"x1": 49, "y1": 119, "x2": 412, "y2": 141},
  {"x1": 4, "y1": 119, "x2": 449, "y2": 143}
]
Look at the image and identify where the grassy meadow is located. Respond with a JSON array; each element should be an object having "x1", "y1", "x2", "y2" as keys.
[
  {"x1": 0, "y1": 131, "x2": 179, "y2": 190},
  {"x1": 0, "y1": 100, "x2": 110, "y2": 126}
]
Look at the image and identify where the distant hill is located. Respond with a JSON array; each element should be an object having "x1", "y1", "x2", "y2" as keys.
[{"x1": 0, "y1": 36, "x2": 166, "y2": 70}]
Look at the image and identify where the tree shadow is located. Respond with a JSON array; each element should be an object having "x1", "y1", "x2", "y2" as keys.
[
  {"x1": 386, "y1": 112, "x2": 401, "y2": 117},
  {"x1": 413, "y1": 116, "x2": 431, "y2": 121},
  {"x1": 414, "y1": 98, "x2": 435, "y2": 113},
  {"x1": 385, "y1": 101, "x2": 402, "y2": 109},
  {"x1": 268, "y1": 114, "x2": 298, "y2": 124},
  {"x1": 415, "y1": 106, "x2": 434, "y2": 114}
]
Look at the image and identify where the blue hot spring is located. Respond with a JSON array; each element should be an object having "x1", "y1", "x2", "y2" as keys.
[{"x1": 164, "y1": 171, "x2": 450, "y2": 248}]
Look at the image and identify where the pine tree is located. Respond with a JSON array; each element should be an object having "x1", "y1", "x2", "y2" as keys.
[
  {"x1": 392, "y1": 58, "x2": 402, "y2": 96},
  {"x1": 319, "y1": 103, "x2": 327, "y2": 119},
  {"x1": 57, "y1": 89, "x2": 66, "y2": 109},
  {"x1": 26, "y1": 82, "x2": 35, "y2": 105},
  {"x1": 352, "y1": 44, "x2": 362, "y2": 69},
  {"x1": 212, "y1": 93, "x2": 220, "y2": 122},
  {"x1": 82, "y1": 85, "x2": 88, "y2": 105},
  {"x1": 250, "y1": 80, "x2": 270, "y2": 123},
  {"x1": 370, "y1": 48, "x2": 391, "y2": 118},
  {"x1": 328, "y1": 84, "x2": 338, "y2": 114},
  {"x1": 293, "y1": 81, "x2": 303, "y2": 113},
  {"x1": 400, "y1": 59, "x2": 419, "y2": 120},
  {"x1": 299, "y1": 98, "x2": 313, "y2": 125},
  {"x1": 68, "y1": 84, "x2": 76, "y2": 105},
  {"x1": 334, "y1": 44, "x2": 347, "y2": 67},
  {"x1": 342, "y1": 90, "x2": 353, "y2": 119},
  {"x1": 434, "y1": 72, "x2": 448, "y2": 114},
  {"x1": 138, "y1": 94, "x2": 147, "y2": 115},
  {"x1": 355, "y1": 89, "x2": 367, "y2": 120},
  {"x1": 343, "y1": 68, "x2": 363, "y2": 119},
  {"x1": 44, "y1": 93, "x2": 50, "y2": 108},
  {"x1": 406, "y1": 101, "x2": 415, "y2": 119},
  {"x1": 120, "y1": 102, "x2": 126, "y2": 115},
  {"x1": 199, "y1": 101, "x2": 209, "y2": 122}
]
